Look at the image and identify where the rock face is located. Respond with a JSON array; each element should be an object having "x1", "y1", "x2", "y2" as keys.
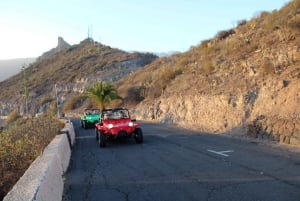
[
  {"x1": 38, "y1": 37, "x2": 70, "y2": 60},
  {"x1": 129, "y1": 1, "x2": 300, "y2": 146},
  {"x1": 57, "y1": 37, "x2": 70, "y2": 52},
  {"x1": 53, "y1": 55, "x2": 158, "y2": 93},
  {"x1": 132, "y1": 76, "x2": 300, "y2": 146}
]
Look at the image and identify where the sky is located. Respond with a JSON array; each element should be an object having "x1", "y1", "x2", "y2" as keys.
[{"x1": 0, "y1": 0, "x2": 289, "y2": 60}]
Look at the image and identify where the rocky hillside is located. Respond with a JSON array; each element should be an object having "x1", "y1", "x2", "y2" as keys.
[
  {"x1": 0, "y1": 37, "x2": 157, "y2": 115},
  {"x1": 117, "y1": 0, "x2": 300, "y2": 146}
]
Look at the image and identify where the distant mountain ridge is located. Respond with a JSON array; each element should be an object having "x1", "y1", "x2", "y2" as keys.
[
  {"x1": 0, "y1": 36, "x2": 68, "y2": 82},
  {"x1": 154, "y1": 51, "x2": 181, "y2": 57},
  {"x1": 0, "y1": 58, "x2": 36, "y2": 81}
]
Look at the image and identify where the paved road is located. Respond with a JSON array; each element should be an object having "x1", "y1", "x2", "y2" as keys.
[{"x1": 63, "y1": 119, "x2": 300, "y2": 201}]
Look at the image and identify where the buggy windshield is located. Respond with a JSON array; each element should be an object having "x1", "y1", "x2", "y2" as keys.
[{"x1": 102, "y1": 109, "x2": 129, "y2": 120}]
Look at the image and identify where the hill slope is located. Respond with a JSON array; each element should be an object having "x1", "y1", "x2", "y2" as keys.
[
  {"x1": 0, "y1": 38, "x2": 157, "y2": 115},
  {"x1": 117, "y1": 0, "x2": 300, "y2": 145}
]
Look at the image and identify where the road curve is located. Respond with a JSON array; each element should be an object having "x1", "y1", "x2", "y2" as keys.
[{"x1": 62, "y1": 119, "x2": 300, "y2": 201}]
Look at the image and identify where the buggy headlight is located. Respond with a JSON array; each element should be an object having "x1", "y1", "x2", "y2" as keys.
[
  {"x1": 129, "y1": 122, "x2": 133, "y2": 127},
  {"x1": 108, "y1": 124, "x2": 113, "y2": 129}
]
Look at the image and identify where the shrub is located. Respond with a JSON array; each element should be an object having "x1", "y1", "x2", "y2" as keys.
[
  {"x1": 176, "y1": 57, "x2": 189, "y2": 68},
  {"x1": 216, "y1": 29, "x2": 235, "y2": 40},
  {"x1": 201, "y1": 60, "x2": 215, "y2": 74},
  {"x1": 198, "y1": 39, "x2": 212, "y2": 50},
  {"x1": 142, "y1": 65, "x2": 184, "y2": 100},
  {"x1": 40, "y1": 96, "x2": 53, "y2": 106},
  {"x1": 261, "y1": 58, "x2": 274, "y2": 75},
  {"x1": 237, "y1": 19, "x2": 247, "y2": 27},
  {"x1": 63, "y1": 95, "x2": 86, "y2": 111},
  {"x1": 0, "y1": 114, "x2": 63, "y2": 200},
  {"x1": 82, "y1": 99, "x2": 97, "y2": 109},
  {"x1": 5, "y1": 110, "x2": 20, "y2": 125},
  {"x1": 126, "y1": 86, "x2": 147, "y2": 104},
  {"x1": 146, "y1": 81, "x2": 166, "y2": 100},
  {"x1": 160, "y1": 66, "x2": 183, "y2": 81}
]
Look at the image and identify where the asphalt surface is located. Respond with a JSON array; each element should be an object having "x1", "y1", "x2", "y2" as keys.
[{"x1": 62, "y1": 119, "x2": 300, "y2": 201}]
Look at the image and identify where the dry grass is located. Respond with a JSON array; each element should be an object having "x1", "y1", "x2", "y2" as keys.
[
  {"x1": 115, "y1": 0, "x2": 300, "y2": 107},
  {"x1": 0, "y1": 114, "x2": 64, "y2": 200},
  {"x1": 115, "y1": 55, "x2": 185, "y2": 106},
  {"x1": 5, "y1": 110, "x2": 20, "y2": 125},
  {"x1": 63, "y1": 94, "x2": 86, "y2": 111},
  {"x1": 40, "y1": 96, "x2": 53, "y2": 106}
]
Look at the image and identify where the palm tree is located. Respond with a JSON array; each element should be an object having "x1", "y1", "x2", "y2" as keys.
[{"x1": 86, "y1": 81, "x2": 122, "y2": 110}]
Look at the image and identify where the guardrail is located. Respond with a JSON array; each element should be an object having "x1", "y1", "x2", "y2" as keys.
[{"x1": 3, "y1": 119, "x2": 75, "y2": 201}]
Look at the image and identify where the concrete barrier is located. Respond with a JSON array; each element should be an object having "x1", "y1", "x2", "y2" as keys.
[
  {"x1": 3, "y1": 119, "x2": 75, "y2": 201},
  {"x1": 60, "y1": 119, "x2": 76, "y2": 148}
]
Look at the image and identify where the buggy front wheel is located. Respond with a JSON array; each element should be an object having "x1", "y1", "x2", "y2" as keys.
[
  {"x1": 95, "y1": 128, "x2": 99, "y2": 140},
  {"x1": 98, "y1": 131, "x2": 106, "y2": 148},
  {"x1": 134, "y1": 128, "x2": 143, "y2": 144}
]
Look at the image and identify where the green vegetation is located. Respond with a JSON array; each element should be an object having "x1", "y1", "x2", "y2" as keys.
[
  {"x1": 86, "y1": 81, "x2": 122, "y2": 110},
  {"x1": 0, "y1": 114, "x2": 64, "y2": 200}
]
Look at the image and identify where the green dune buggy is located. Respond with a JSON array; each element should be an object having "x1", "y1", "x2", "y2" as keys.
[{"x1": 80, "y1": 109, "x2": 101, "y2": 129}]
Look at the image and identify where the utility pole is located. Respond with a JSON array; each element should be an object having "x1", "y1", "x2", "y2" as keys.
[
  {"x1": 88, "y1": 25, "x2": 93, "y2": 42},
  {"x1": 22, "y1": 65, "x2": 29, "y2": 115},
  {"x1": 55, "y1": 84, "x2": 60, "y2": 118}
]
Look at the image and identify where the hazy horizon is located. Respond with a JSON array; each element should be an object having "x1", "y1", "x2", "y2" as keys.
[{"x1": 0, "y1": 57, "x2": 36, "y2": 81}]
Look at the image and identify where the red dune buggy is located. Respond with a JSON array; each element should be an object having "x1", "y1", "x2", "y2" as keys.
[{"x1": 95, "y1": 108, "x2": 143, "y2": 147}]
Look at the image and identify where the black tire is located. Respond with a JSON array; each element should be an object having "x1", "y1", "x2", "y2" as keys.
[
  {"x1": 98, "y1": 131, "x2": 106, "y2": 147},
  {"x1": 95, "y1": 128, "x2": 99, "y2": 141},
  {"x1": 83, "y1": 121, "x2": 87, "y2": 129},
  {"x1": 134, "y1": 128, "x2": 143, "y2": 144}
]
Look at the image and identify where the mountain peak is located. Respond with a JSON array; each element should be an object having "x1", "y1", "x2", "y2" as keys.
[
  {"x1": 38, "y1": 36, "x2": 70, "y2": 60},
  {"x1": 57, "y1": 36, "x2": 70, "y2": 51}
]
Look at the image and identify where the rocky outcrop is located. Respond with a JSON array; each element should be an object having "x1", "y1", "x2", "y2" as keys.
[
  {"x1": 38, "y1": 37, "x2": 70, "y2": 60},
  {"x1": 57, "y1": 37, "x2": 70, "y2": 52}
]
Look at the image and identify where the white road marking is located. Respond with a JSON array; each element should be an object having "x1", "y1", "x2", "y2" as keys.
[{"x1": 207, "y1": 150, "x2": 234, "y2": 157}]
